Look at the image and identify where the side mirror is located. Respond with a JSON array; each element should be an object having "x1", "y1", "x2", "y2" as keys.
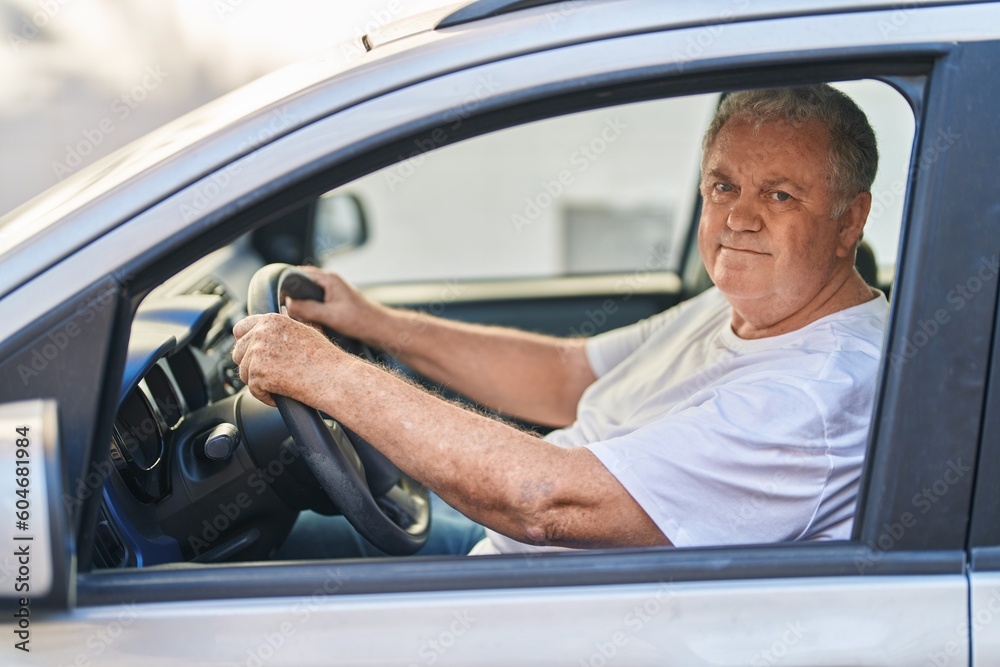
[
  {"x1": 251, "y1": 192, "x2": 370, "y2": 266},
  {"x1": 312, "y1": 192, "x2": 368, "y2": 261}
]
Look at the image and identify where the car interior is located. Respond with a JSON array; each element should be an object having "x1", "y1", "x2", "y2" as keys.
[{"x1": 89, "y1": 77, "x2": 913, "y2": 571}]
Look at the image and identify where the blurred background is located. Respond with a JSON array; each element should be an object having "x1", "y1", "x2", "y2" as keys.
[
  {"x1": 0, "y1": 0, "x2": 451, "y2": 216},
  {"x1": 1, "y1": 1, "x2": 910, "y2": 285}
]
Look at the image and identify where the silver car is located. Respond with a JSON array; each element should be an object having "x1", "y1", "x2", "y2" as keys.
[{"x1": 2, "y1": 0, "x2": 1000, "y2": 664}]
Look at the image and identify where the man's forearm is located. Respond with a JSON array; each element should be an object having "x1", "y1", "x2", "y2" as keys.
[
  {"x1": 231, "y1": 312, "x2": 669, "y2": 549},
  {"x1": 315, "y1": 353, "x2": 669, "y2": 549},
  {"x1": 358, "y1": 304, "x2": 596, "y2": 428}
]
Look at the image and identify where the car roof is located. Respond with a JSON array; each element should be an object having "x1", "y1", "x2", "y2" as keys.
[{"x1": 0, "y1": 0, "x2": 987, "y2": 299}]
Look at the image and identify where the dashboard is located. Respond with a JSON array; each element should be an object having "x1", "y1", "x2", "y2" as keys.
[
  {"x1": 94, "y1": 241, "x2": 334, "y2": 569},
  {"x1": 110, "y1": 289, "x2": 234, "y2": 506}
]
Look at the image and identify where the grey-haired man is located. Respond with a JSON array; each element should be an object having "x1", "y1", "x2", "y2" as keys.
[{"x1": 233, "y1": 84, "x2": 887, "y2": 556}]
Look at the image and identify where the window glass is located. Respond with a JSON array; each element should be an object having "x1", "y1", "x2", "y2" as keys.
[
  {"x1": 326, "y1": 94, "x2": 719, "y2": 285},
  {"x1": 115, "y1": 79, "x2": 918, "y2": 574},
  {"x1": 833, "y1": 80, "x2": 914, "y2": 281},
  {"x1": 325, "y1": 80, "x2": 912, "y2": 290}
]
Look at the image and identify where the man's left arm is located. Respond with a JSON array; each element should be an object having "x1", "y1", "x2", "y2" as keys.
[{"x1": 233, "y1": 313, "x2": 671, "y2": 549}]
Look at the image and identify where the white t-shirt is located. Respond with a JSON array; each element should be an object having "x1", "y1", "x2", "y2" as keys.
[{"x1": 471, "y1": 287, "x2": 888, "y2": 554}]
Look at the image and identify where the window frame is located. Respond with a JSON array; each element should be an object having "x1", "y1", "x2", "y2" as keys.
[{"x1": 967, "y1": 40, "x2": 1000, "y2": 560}]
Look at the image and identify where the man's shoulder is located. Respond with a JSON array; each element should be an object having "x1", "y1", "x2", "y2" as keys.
[{"x1": 805, "y1": 291, "x2": 888, "y2": 356}]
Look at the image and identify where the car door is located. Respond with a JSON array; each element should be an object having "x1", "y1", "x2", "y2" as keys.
[{"x1": 3, "y1": 3, "x2": 999, "y2": 665}]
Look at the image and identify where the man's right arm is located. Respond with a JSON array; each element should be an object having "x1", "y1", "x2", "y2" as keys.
[{"x1": 285, "y1": 268, "x2": 596, "y2": 428}]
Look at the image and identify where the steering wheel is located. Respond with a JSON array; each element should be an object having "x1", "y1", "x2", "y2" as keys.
[{"x1": 247, "y1": 263, "x2": 429, "y2": 555}]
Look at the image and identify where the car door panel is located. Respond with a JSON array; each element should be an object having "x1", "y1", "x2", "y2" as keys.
[
  {"x1": 362, "y1": 273, "x2": 683, "y2": 337},
  {"x1": 31, "y1": 573, "x2": 964, "y2": 666},
  {"x1": 971, "y1": 568, "x2": 1000, "y2": 667}
]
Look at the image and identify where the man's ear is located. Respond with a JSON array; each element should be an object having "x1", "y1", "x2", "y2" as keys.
[{"x1": 836, "y1": 191, "x2": 872, "y2": 258}]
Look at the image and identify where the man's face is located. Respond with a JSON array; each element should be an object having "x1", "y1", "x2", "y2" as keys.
[{"x1": 698, "y1": 117, "x2": 856, "y2": 319}]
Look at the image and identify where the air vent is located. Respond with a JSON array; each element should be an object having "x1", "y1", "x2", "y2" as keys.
[
  {"x1": 144, "y1": 364, "x2": 182, "y2": 427},
  {"x1": 92, "y1": 510, "x2": 133, "y2": 569},
  {"x1": 169, "y1": 348, "x2": 208, "y2": 410}
]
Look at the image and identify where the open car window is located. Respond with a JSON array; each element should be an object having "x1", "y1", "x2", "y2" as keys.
[
  {"x1": 327, "y1": 80, "x2": 912, "y2": 294},
  {"x1": 91, "y1": 77, "x2": 917, "y2": 575}
]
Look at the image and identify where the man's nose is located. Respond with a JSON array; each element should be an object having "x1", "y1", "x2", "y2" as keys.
[{"x1": 727, "y1": 195, "x2": 762, "y2": 232}]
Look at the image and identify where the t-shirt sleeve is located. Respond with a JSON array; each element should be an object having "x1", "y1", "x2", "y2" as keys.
[
  {"x1": 585, "y1": 378, "x2": 853, "y2": 547},
  {"x1": 585, "y1": 305, "x2": 686, "y2": 378}
]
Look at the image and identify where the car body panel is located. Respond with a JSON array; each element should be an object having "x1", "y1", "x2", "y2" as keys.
[
  {"x1": 971, "y1": 571, "x2": 1000, "y2": 666},
  {"x1": 34, "y1": 576, "x2": 968, "y2": 666},
  {"x1": 0, "y1": 1, "x2": 999, "y2": 664}
]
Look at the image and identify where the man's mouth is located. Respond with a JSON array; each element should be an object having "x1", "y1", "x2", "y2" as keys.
[{"x1": 721, "y1": 245, "x2": 768, "y2": 255}]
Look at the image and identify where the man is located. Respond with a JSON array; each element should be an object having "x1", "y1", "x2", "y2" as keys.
[{"x1": 232, "y1": 84, "x2": 887, "y2": 555}]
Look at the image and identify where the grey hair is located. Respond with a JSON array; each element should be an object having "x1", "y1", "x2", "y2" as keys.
[{"x1": 701, "y1": 84, "x2": 878, "y2": 218}]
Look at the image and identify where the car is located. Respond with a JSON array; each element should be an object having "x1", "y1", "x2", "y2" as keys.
[{"x1": 2, "y1": 0, "x2": 1000, "y2": 664}]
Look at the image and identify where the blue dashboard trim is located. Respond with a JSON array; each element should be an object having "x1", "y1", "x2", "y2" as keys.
[
  {"x1": 102, "y1": 483, "x2": 183, "y2": 567},
  {"x1": 118, "y1": 293, "x2": 224, "y2": 403}
]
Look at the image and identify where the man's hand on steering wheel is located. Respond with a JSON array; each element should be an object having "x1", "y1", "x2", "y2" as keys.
[
  {"x1": 232, "y1": 312, "x2": 346, "y2": 408},
  {"x1": 232, "y1": 263, "x2": 430, "y2": 555},
  {"x1": 284, "y1": 267, "x2": 378, "y2": 338},
  {"x1": 282, "y1": 266, "x2": 385, "y2": 362}
]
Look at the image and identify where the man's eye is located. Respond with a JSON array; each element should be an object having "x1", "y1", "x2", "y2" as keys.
[
  {"x1": 771, "y1": 191, "x2": 791, "y2": 202},
  {"x1": 715, "y1": 183, "x2": 734, "y2": 193}
]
